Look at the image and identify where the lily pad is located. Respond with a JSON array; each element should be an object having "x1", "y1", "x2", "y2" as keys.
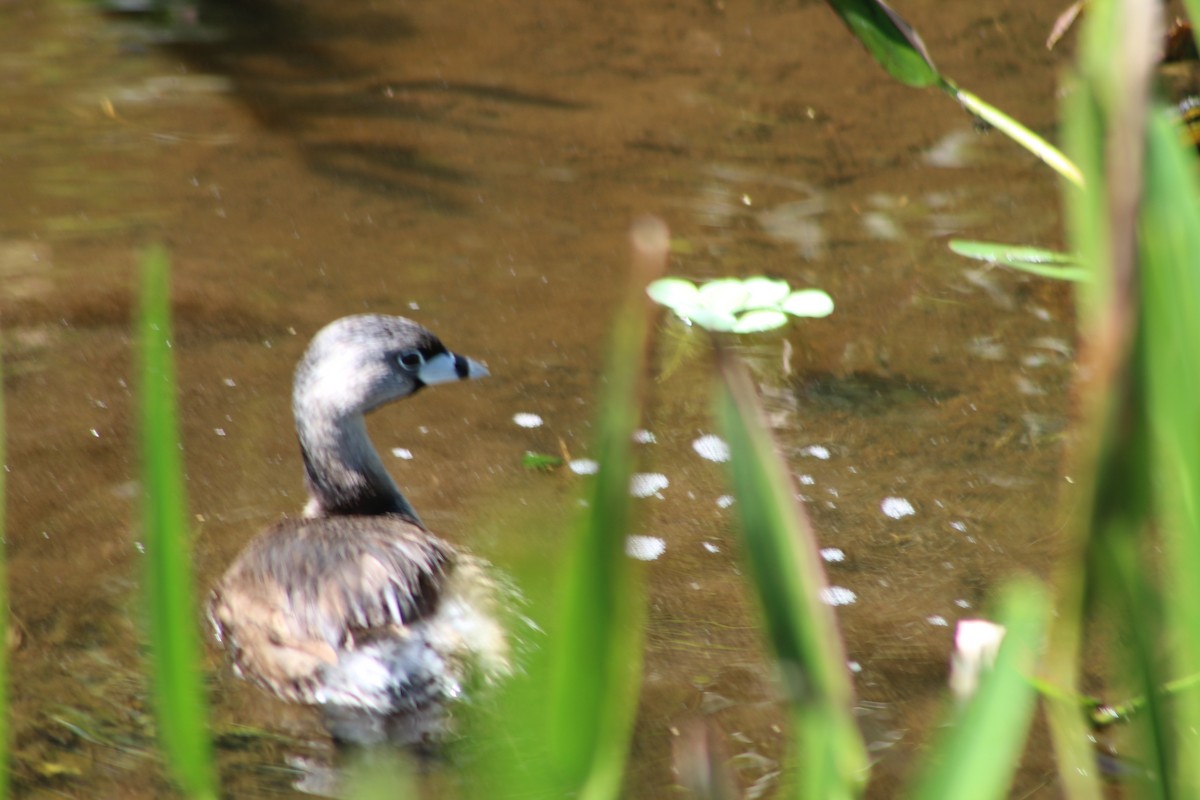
[
  {"x1": 732, "y1": 309, "x2": 790, "y2": 333},
  {"x1": 781, "y1": 289, "x2": 835, "y2": 318},
  {"x1": 689, "y1": 307, "x2": 740, "y2": 332},
  {"x1": 741, "y1": 277, "x2": 791, "y2": 309},
  {"x1": 647, "y1": 276, "x2": 835, "y2": 332},
  {"x1": 697, "y1": 278, "x2": 751, "y2": 316},
  {"x1": 646, "y1": 277, "x2": 700, "y2": 309}
]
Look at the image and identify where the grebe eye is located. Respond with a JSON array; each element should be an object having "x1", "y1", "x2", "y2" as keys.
[{"x1": 397, "y1": 350, "x2": 425, "y2": 370}]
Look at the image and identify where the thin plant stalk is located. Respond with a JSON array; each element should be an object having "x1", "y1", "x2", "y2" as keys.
[
  {"x1": 952, "y1": 89, "x2": 1083, "y2": 186},
  {"x1": 1045, "y1": 0, "x2": 1163, "y2": 797},
  {"x1": 715, "y1": 348, "x2": 867, "y2": 799},
  {"x1": 542, "y1": 218, "x2": 668, "y2": 799},
  {"x1": 138, "y1": 245, "x2": 217, "y2": 800}
]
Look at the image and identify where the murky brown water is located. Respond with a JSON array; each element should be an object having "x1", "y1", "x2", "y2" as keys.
[{"x1": 2, "y1": 0, "x2": 1076, "y2": 796}]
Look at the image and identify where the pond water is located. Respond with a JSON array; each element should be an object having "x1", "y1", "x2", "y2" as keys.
[{"x1": 2, "y1": 0, "x2": 1075, "y2": 796}]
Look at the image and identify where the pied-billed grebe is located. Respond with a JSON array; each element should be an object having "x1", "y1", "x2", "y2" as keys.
[{"x1": 209, "y1": 314, "x2": 509, "y2": 744}]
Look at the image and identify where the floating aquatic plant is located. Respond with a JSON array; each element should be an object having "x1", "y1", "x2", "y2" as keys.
[{"x1": 646, "y1": 276, "x2": 834, "y2": 333}]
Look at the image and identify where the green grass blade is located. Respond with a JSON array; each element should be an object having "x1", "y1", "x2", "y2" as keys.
[
  {"x1": 1037, "y1": 50, "x2": 1113, "y2": 800},
  {"x1": 907, "y1": 580, "x2": 1048, "y2": 800},
  {"x1": 948, "y1": 240, "x2": 1088, "y2": 281},
  {"x1": 715, "y1": 350, "x2": 867, "y2": 799},
  {"x1": 138, "y1": 245, "x2": 217, "y2": 800},
  {"x1": 1139, "y1": 105, "x2": 1200, "y2": 795},
  {"x1": 1041, "y1": 4, "x2": 1158, "y2": 797},
  {"x1": 822, "y1": 0, "x2": 943, "y2": 88},
  {"x1": 543, "y1": 218, "x2": 667, "y2": 799},
  {"x1": 822, "y1": 1, "x2": 1082, "y2": 186},
  {"x1": 952, "y1": 90, "x2": 1084, "y2": 187}
]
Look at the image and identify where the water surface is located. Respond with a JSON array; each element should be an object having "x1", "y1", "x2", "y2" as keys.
[{"x1": 2, "y1": 0, "x2": 1073, "y2": 796}]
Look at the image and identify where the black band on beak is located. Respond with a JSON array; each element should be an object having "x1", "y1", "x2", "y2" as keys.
[{"x1": 454, "y1": 353, "x2": 470, "y2": 379}]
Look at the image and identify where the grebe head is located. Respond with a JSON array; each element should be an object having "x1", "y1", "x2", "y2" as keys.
[
  {"x1": 291, "y1": 314, "x2": 489, "y2": 520},
  {"x1": 294, "y1": 314, "x2": 489, "y2": 419}
]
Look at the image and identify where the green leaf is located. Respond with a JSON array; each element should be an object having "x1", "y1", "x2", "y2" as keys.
[
  {"x1": 948, "y1": 240, "x2": 1089, "y2": 281},
  {"x1": 953, "y1": 90, "x2": 1083, "y2": 187},
  {"x1": 731, "y1": 310, "x2": 789, "y2": 333},
  {"x1": 697, "y1": 278, "x2": 750, "y2": 316},
  {"x1": 716, "y1": 351, "x2": 867, "y2": 798},
  {"x1": 781, "y1": 289, "x2": 835, "y2": 318},
  {"x1": 741, "y1": 277, "x2": 791, "y2": 308},
  {"x1": 823, "y1": 0, "x2": 944, "y2": 88},
  {"x1": 646, "y1": 277, "x2": 699, "y2": 312},
  {"x1": 138, "y1": 246, "x2": 217, "y2": 800},
  {"x1": 822, "y1": 2, "x2": 1082, "y2": 186},
  {"x1": 689, "y1": 307, "x2": 739, "y2": 332},
  {"x1": 1140, "y1": 105, "x2": 1200, "y2": 794},
  {"x1": 544, "y1": 218, "x2": 664, "y2": 800}
]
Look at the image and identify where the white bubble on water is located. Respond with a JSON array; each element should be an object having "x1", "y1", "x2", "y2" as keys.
[
  {"x1": 820, "y1": 547, "x2": 845, "y2": 563},
  {"x1": 630, "y1": 473, "x2": 669, "y2": 498},
  {"x1": 820, "y1": 586, "x2": 857, "y2": 606},
  {"x1": 691, "y1": 434, "x2": 731, "y2": 463},
  {"x1": 569, "y1": 458, "x2": 599, "y2": 475},
  {"x1": 881, "y1": 497, "x2": 915, "y2": 519},
  {"x1": 625, "y1": 535, "x2": 666, "y2": 561}
]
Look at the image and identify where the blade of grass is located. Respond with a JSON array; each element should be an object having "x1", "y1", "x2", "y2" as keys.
[
  {"x1": 907, "y1": 580, "x2": 1048, "y2": 800},
  {"x1": 1041, "y1": 70, "x2": 1109, "y2": 800},
  {"x1": 951, "y1": 90, "x2": 1084, "y2": 186},
  {"x1": 823, "y1": 0, "x2": 942, "y2": 88},
  {"x1": 1089, "y1": 488, "x2": 1169, "y2": 800},
  {"x1": 542, "y1": 218, "x2": 668, "y2": 799},
  {"x1": 1045, "y1": 2, "x2": 1159, "y2": 797},
  {"x1": 1139, "y1": 104, "x2": 1200, "y2": 796},
  {"x1": 715, "y1": 349, "x2": 867, "y2": 799},
  {"x1": 821, "y1": 0, "x2": 1082, "y2": 186},
  {"x1": 948, "y1": 240, "x2": 1087, "y2": 281},
  {"x1": 138, "y1": 245, "x2": 217, "y2": 800}
]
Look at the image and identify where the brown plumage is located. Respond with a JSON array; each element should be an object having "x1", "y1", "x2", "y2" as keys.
[{"x1": 208, "y1": 315, "x2": 508, "y2": 743}]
